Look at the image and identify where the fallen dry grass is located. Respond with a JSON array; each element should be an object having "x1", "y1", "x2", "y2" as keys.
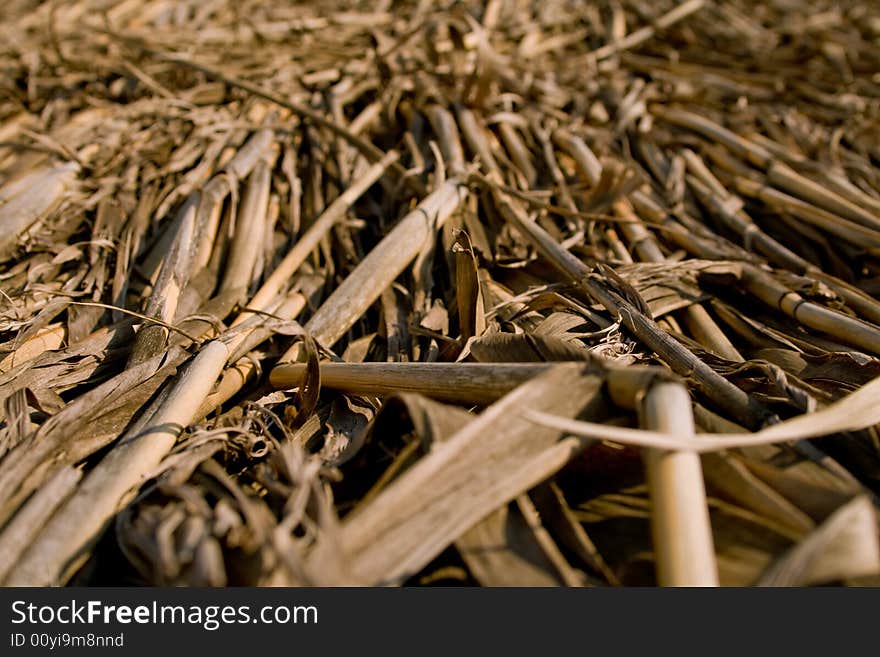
[{"x1": 1, "y1": 0, "x2": 880, "y2": 586}]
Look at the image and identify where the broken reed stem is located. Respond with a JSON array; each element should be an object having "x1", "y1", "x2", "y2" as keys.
[
  {"x1": 685, "y1": 169, "x2": 814, "y2": 274},
  {"x1": 0, "y1": 346, "x2": 187, "y2": 529},
  {"x1": 670, "y1": 161, "x2": 880, "y2": 326},
  {"x1": 196, "y1": 290, "x2": 309, "y2": 420},
  {"x1": 128, "y1": 129, "x2": 274, "y2": 366},
  {"x1": 641, "y1": 381, "x2": 718, "y2": 587},
  {"x1": 456, "y1": 105, "x2": 501, "y2": 180},
  {"x1": 657, "y1": 108, "x2": 773, "y2": 168},
  {"x1": 277, "y1": 178, "x2": 469, "y2": 360},
  {"x1": 807, "y1": 273, "x2": 880, "y2": 328},
  {"x1": 552, "y1": 128, "x2": 603, "y2": 187},
  {"x1": 7, "y1": 340, "x2": 229, "y2": 586},
  {"x1": 193, "y1": 128, "x2": 276, "y2": 270},
  {"x1": 425, "y1": 105, "x2": 466, "y2": 174},
  {"x1": 662, "y1": 108, "x2": 880, "y2": 235},
  {"x1": 270, "y1": 362, "x2": 554, "y2": 405},
  {"x1": 126, "y1": 195, "x2": 196, "y2": 365},
  {"x1": 680, "y1": 306, "x2": 744, "y2": 361},
  {"x1": 497, "y1": 122, "x2": 537, "y2": 187},
  {"x1": 220, "y1": 151, "x2": 276, "y2": 295}
]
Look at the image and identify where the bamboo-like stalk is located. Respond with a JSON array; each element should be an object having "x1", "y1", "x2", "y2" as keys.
[
  {"x1": 195, "y1": 358, "x2": 257, "y2": 422},
  {"x1": 425, "y1": 105, "x2": 466, "y2": 175},
  {"x1": 7, "y1": 340, "x2": 230, "y2": 586},
  {"x1": 605, "y1": 227, "x2": 635, "y2": 263},
  {"x1": 276, "y1": 178, "x2": 469, "y2": 361},
  {"x1": 641, "y1": 381, "x2": 718, "y2": 586},
  {"x1": 497, "y1": 122, "x2": 537, "y2": 187},
  {"x1": 629, "y1": 189, "x2": 729, "y2": 261},
  {"x1": 684, "y1": 154, "x2": 813, "y2": 274},
  {"x1": 456, "y1": 105, "x2": 501, "y2": 179},
  {"x1": 819, "y1": 170, "x2": 880, "y2": 217},
  {"x1": 616, "y1": 200, "x2": 666, "y2": 262},
  {"x1": 138, "y1": 193, "x2": 195, "y2": 284},
  {"x1": 687, "y1": 179, "x2": 804, "y2": 268},
  {"x1": 532, "y1": 118, "x2": 578, "y2": 213},
  {"x1": 3, "y1": 273, "x2": 316, "y2": 581},
  {"x1": 196, "y1": 289, "x2": 309, "y2": 420},
  {"x1": 740, "y1": 265, "x2": 880, "y2": 356},
  {"x1": 270, "y1": 362, "x2": 554, "y2": 404},
  {"x1": 633, "y1": 181, "x2": 880, "y2": 346},
  {"x1": 658, "y1": 108, "x2": 773, "y2": 168},
  {"x1": 229, "y1": 289, "x2": 310, "y2": 363},
  {"x1": 192, "y1": 128, "x2": 276, "y2": 271},
  {"x1": 680, "y1": 306, "x2": 745, "y2": 361},
  {"x1": 808, "y1": 272, "x2": 880, "y2": 328},
  {"x1": 672, "y1": 161, "x2": 880, "y2": 326},
  {"x1": 0, "y1": 346, "x2": 187, "y2": 529},
  {"x1": 667, "y1": 111, "x2": 880, "y2": 240}
]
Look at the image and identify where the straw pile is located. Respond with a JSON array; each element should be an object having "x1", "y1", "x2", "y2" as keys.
[{"x1": 2, "y1": 0, "x2": 880, "y2": 586}]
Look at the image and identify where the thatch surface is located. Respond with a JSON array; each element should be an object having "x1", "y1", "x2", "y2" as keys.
[{"x1": 1, "y1": 0, "x2": 880, "y2": 586}]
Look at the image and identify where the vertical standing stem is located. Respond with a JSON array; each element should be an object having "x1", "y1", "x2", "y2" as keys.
[{"x1": 642, "y1": 381, "x2": 718, "y2": 587}]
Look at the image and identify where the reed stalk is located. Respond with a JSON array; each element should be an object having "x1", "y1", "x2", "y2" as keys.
[
  {"x1": 270, "y1": 361, "x2": 554, "y2": 404},
  {"x1": 641, "y1": 381, "x2": 719, "y2": 586}
]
